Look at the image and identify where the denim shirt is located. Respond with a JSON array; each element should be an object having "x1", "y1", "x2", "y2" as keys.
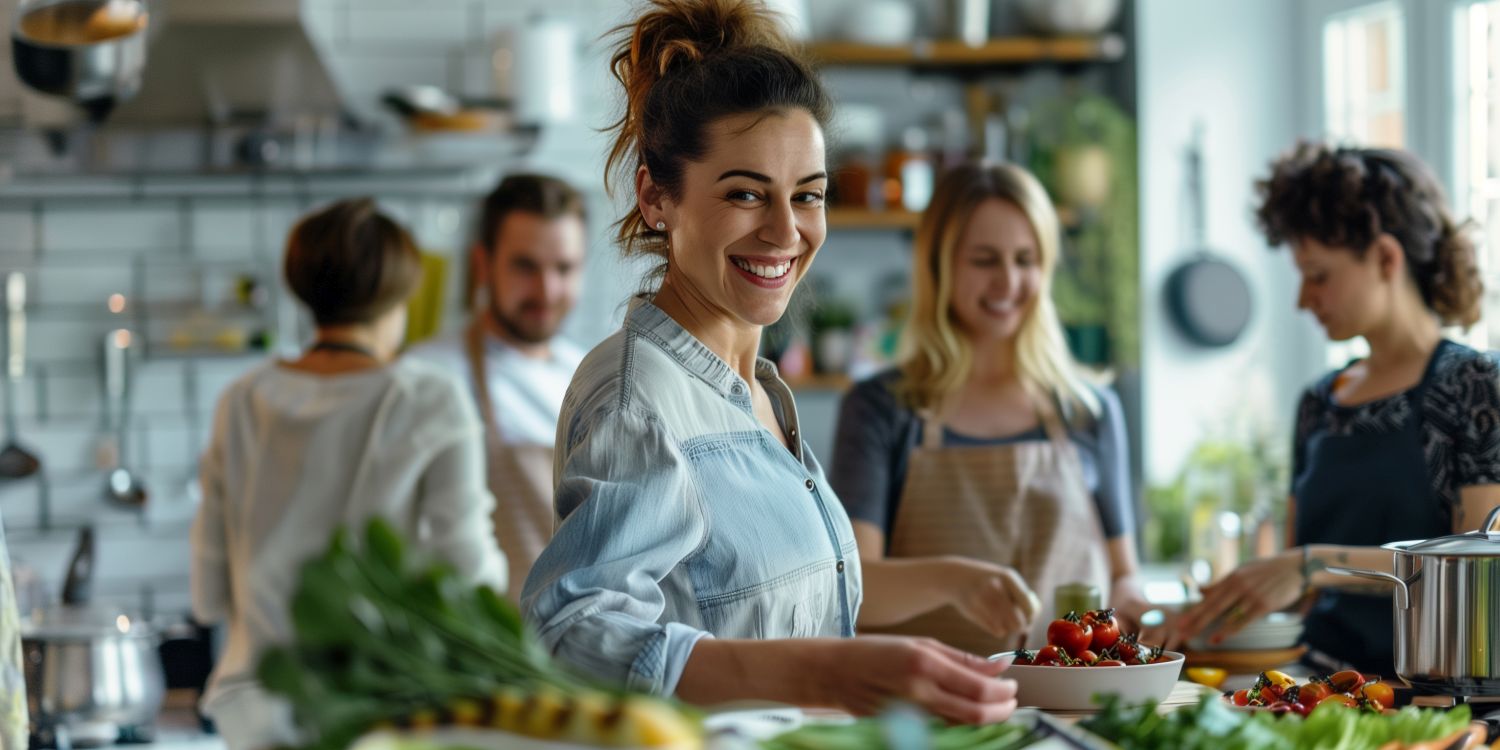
[{"x1": 520, "y1": 299, "x2": 863, "y2": 696}]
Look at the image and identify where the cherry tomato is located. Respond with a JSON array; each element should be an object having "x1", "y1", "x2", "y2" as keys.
[
  {"x1": 1360, "y1": 681, "x2": 1394, "y2": 709},
  {"x1": 1267, "y1": 701, "x2": 1294, "y2": 716},
  {"x1": 1076, "y1": 649, "x2": 1099, "y2": 665},
  {"x1": 1329, "y1": 670, "x2": 1366, "y2": 693},
  {"x1": 1232, "y1": 689, "x2": 1250, "y2": 706},
  {"x1": 1096, "y1": 659, "x2": 1126, "y2": 667},
  {"x1": 1046, "y1": 612, "x2": 1094, "y2": 658},
  {"x1": 1289, "y1": 701, "x2": 1310, "y2": 717},
  {"x1": 1034, "y1": 645, "x2": 1065, "y2": 666},
  {"x1": 1114, "y1": 634, "x2": 1141, "y2": 663},
  {"x1": 1082, "y1": 608, "x2": 1121, "y2": 652},
  {"x1": 1298, "y1": 681, "x2": 1332, "y2": 706},
  {"x1": 1318, "y1": 692, "x2": 1359, "y2": 709}
]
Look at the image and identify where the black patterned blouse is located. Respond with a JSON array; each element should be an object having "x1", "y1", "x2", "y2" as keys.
[{"x1": 1292, "y1": 339, "x2": 1500, "y2": 519}]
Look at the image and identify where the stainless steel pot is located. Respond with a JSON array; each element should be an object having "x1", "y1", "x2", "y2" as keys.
[
  {"x1": 10, "y1": 0, "x2": 149, "y2": 121},
  {"x1": 22, "y1": 606, "x2": 166, "y2": 739},
  {"x1": 1329, "y1": 506, "x2": 1500, "y2": 696}
]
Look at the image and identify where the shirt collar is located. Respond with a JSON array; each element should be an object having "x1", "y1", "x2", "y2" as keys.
[{"x1": 624, "y1": 295, "x2": 783, "y2": 402}]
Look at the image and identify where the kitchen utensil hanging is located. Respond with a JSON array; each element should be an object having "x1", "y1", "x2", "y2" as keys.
[
  {"x1": 0, "y1": 271, "x2": 41, "y2": 480},
  {"x1": 99, "y1": 328, "x2": 146, "y2": 508},
  {"x1": 1165, "y1": 126, "x2": 1253, "y2": 348}
]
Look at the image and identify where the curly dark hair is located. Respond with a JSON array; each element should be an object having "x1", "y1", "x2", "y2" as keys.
[{"x1": 1254, "y1": 142, "x2": 1482, "y2": 327}]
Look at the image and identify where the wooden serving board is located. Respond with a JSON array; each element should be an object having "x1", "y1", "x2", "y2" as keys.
[{"x1": 1182, "y1": 645, "x2": 1308, "y2": 674}]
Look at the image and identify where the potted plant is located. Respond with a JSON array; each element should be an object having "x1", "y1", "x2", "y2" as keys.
[{"x1": 808, "y1": 295, "x2": 859, "y2": 375}]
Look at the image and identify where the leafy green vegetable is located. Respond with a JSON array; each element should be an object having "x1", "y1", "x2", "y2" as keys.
[
  {"x1": 258, "y1": 519, "x2": 604, "y2": 750},
  {"x1": 1080, "y1": 694, "x2": 1473, "y2": 750},
  {"x1": 759, "y1": 716, "x2": 1036, "y2": 750}
]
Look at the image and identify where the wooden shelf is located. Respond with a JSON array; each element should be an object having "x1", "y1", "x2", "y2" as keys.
[
  {"x1": 826, "y1": 208, "x2": 921, "y2": 230},
  {"x1": 805, "y1": 35, "x2": 1126, "y2": 67},
  {"x1": 783, "y1": 373, "x2": 853, "y2": 392}
]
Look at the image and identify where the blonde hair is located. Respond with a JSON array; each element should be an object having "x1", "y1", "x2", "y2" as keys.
[{"x1": 897, "y1": 162, "x2": 1100, "y2": 419}]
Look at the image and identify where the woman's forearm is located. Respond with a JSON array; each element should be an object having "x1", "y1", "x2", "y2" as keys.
[
  {"x1": 1304, "y1": 544, "x2": 1402, "y2": 595},
  {"x1": 675, "y1": 638, "x2": 826, "y2": 707},
  {"x1": 856, "y1": 556, "x2": 968, "y2": 628}
]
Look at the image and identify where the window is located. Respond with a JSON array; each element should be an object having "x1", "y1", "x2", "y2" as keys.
[
  {"x1": 1319, "y1": 2, "x2": 1408, "y2": 367},
  {"x1": 1456, "y1": 1, "x2": 1500, "y2": 350},
  {"x1": 1324, "y1": 2, "x2": 1407, "y2": 150}
]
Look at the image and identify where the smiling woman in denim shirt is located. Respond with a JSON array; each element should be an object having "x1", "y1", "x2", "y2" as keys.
[{"x1": 520, "y1": 0, "x2": 1019, "y2": 724}]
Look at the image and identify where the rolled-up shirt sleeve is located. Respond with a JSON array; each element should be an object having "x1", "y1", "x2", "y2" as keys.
[{"x1": 520, "y1": 405, "x2": 710, "y2": 696}]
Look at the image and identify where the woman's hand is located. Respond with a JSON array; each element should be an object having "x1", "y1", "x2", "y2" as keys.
[
  {"x1": 1168, "y1": 550, "x2": 1304, "y2": 649},
  {"x1": 809, "y1": 636, "x2": 1019, "y2": 724},
  {"x1": 947, "y1": 559, "x2": 1041, "y2": 639},
  {"x1": 1107, "y1": 575, "x2": 1152, "y2": 635}
]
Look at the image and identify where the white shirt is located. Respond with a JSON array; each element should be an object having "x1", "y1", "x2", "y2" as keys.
[
  {"x1": 406, "y1": 329, "x2": 584, "y2": 445},
  {"x1": 189, "y1": 358, "x2": 506, "y2": 747}
]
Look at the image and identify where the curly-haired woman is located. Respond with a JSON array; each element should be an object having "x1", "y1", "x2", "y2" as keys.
[{"x1": 1169, "y1": 144, "x2": 1500, "y2": 676}]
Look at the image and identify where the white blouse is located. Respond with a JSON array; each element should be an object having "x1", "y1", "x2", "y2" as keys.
[{"x1": 190, "y1": 358, "x2": 506, "y2": 747}]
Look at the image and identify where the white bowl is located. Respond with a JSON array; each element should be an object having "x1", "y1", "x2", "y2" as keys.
[
  {"x1": 1188, "y1": 612, "x2": 1304, "y2": 652},
  {"x1": 840, "y1": 0, "x2": 915, "y2": 46},
  {"x1": 1015, "y1": 0, "x2": 1122, "y2": 35},
  {"x1": 1006, "y1": 651, "x2": 1185, "y2": 711}
]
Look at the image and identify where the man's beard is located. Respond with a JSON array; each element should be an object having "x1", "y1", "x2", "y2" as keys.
[{"x1": 488, "y1": 301, "x2": 560, "y2": 345}]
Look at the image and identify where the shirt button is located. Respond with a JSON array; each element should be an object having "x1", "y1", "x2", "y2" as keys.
[
  {"x1": 790, "y1": 428, "x2": 798, "y2": 439},
  {"x1": 804, "y1": 478, "x2": 815, "y2": 490},
  {"x1": 836, "y1": 560, "x2": 846, "y2": 573},
  {"x1": 731, "y1": 384, "x2": 744, "y2": 395}
]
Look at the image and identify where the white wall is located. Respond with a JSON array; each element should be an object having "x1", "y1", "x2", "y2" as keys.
[{"x1": 1136, "y1": 0, "x2": 1328, "y2": 484}]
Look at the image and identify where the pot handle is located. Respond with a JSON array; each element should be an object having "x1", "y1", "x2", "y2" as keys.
[
  {"x1": 1326, "y1": 567, "x2": 1409, "y2": 610},
  {"x1": 1483, "y1": 506, "x2": 1500, "y2": 536}
]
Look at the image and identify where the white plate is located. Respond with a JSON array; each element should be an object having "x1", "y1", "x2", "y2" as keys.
[{"x1": 1006, "y1": 651, "x2": 1186, "y2": 711}]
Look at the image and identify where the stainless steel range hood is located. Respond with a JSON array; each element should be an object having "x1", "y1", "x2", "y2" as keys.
[{"x1": 107, "y1": 0, "x2": 345, "y2": 127}]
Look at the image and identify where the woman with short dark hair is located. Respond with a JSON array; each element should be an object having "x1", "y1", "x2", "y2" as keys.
[
  {"x1": 191, "y1": 199, "x2": 506, "y2": 750},
  {"x1": 1170, "y1": 144, "x2": 1500, "y2": 675}
]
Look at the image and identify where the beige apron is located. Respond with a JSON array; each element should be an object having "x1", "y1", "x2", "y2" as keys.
[
  {"x1": 877, "y1": 394, "x2": 1112, "y2": 654},
  {"x1": 464, "y1": 322, "x2": 558, "y2": 602}
]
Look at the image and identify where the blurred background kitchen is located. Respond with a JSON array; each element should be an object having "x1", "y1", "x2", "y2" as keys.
[{"x1": 0, "y1": 0, "x2": 1496, "y2": 743}]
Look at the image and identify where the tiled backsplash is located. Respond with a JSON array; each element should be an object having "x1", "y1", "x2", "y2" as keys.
[
  {"x1": 0, "y1": 0, "x2": 638, "y2": 619},
  {"x1": 0, "y1": 179, "x2": 495, "y2": 618},
  {"x1": 0, "y1": 0, "x2": 939, "y2": 620}
]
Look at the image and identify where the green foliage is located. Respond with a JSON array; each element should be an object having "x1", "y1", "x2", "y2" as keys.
[
  {"x1": 1029, "y1": 92, "x2": 1140, "y2": 368},
  {"x1": 1081, "y1": 694, "x2": 1472, "y2": 750},
  {"x1": 1142, "y1": 433, "x2": 1291, "y2": 562}
]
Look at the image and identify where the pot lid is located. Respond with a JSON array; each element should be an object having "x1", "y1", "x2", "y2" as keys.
[{"x1": 1386, "y1": 506, "x2": 1500, "y2": 556}]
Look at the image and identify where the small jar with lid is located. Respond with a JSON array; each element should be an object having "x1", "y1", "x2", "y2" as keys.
[
  {"x1": 883, "y1": 126, "x2": 935, "y2": 213},
  {"x1": 1054, "y1": 581, "x2": 1102, "y2": 618}
]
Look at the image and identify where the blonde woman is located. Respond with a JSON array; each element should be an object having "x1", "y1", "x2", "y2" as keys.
[{"x1": 831, "y1": 162, "x2": 1150, "y2": 654}]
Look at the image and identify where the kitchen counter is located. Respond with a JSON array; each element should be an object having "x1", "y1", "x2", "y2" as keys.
[{"x1": 138, "y1": 691, "x2": 223, "y2": 750}]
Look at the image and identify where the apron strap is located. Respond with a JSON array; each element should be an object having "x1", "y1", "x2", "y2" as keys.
[
  {"x1": 464, "y1": 319, "x2": 506, "y2": 444},
  {"x1": 1032, "y1": 390, "x2": 1072, "y2": 447}
]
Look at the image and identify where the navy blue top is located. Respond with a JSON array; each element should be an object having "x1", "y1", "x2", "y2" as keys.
[
  {"x1": 829, "y1": 369, "x2": 1135, "y2": 548},
  {"x1": 1292, "y1": 339, "x2": 1500, "y2": 674},
  {"x1": 1292, "y1": 340, "x2": 1500, "y2": 518}
]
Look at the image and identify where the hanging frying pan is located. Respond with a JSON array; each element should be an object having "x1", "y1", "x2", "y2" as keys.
[{"x1": 1165, "y1": 127, "x2": 1252, "y2": 348}]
